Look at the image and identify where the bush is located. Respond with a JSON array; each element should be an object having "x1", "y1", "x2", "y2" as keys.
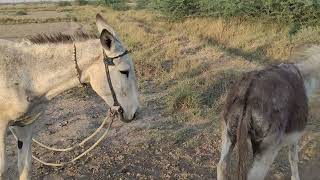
[
  {"x1": 87, "y1": 0, "x2": 103, "y2": 5},
  {"x1": 136, "y1": 0, "x2": 152, "y2": 9},
  {"x1": 152, "y1": 0, "x2": 201, "y2": 19},
  {"x1": 15, "y1": 10, "x2": 28, "y2": 15},
  {"x1": 150, "y1": 0, "x2": 320, "y2": 27},
  {"x1": 75, "y1": 0, "x2": 89, "y2": 6},
  {"x1": 167, "y1": 82, "x2": 201, "y2": 115},
  {"x1": 100, "y1": 0, "x2": 129, "y2": 10},
  {"x1": 58, "y1": 1, "x2": 72, "y2": 6}
]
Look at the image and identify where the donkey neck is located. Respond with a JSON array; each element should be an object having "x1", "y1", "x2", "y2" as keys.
[{"x1": 21, "y1": 39, "x2": 102, "y2": 99}]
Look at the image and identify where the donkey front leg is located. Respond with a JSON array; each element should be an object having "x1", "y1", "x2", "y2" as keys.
[
  {"x1": 0, "y1": 120, "x2": 9, "y2": 180},
  {"x1": 14, "y1": 125, "x2": 33, "y2": 180},
  {"x1": 217, "y1": 124, "x2": 234, "y2": 180},
  {"x1": 288, "y1": 143, "x2": 300, "y2": 180}
]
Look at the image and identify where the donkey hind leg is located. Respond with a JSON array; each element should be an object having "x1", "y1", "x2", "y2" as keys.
[
  {"x1": 14, "y1": 125, "x2": 33, "y2": 180},
  {"x1": 217, "y1": 125, "x2": 235, "y2": 180},
  {"x1": 288, "y1": 143, "x2": 300, "y2": 180},
  {"x1": 0, "y1": 121, "x2": 9, "y2": 180},
  {"x1": 248, "y1": 143, "x2": 280, "y2": 180}
]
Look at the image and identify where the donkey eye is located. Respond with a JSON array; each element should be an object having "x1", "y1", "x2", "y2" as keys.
[{"x1": 120, "y1": 70, "x2": 129, "y2": 78}]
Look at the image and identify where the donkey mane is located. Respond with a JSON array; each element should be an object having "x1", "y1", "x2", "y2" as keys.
[{"x1": 26, "y1": 31, "x2": 98, "y2": 44}]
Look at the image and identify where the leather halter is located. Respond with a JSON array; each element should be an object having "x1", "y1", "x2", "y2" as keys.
[
  {"x1": 102, "y1": 49, "x2": 129, "y2": 115},
  {"x1": 73, "y1": 44, "x2": 130, "y2": 116}
]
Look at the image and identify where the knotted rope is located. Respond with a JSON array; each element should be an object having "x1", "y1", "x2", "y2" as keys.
[{"x1": 10, "y1": 108, "x2": 119, "y2": 167}]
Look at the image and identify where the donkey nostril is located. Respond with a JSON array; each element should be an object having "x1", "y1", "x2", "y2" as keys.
[
  {"x1": 133, "y1": 112, "x2": 137, "y2": 119},
  {"x1": 120, "y1": 70, "x2": 129, "y2": 78}
]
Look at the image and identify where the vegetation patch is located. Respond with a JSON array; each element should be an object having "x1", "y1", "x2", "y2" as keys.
[
  {"x1": 174, "y1": 127, "x2": 197, "y2": 144},
  {"x1": 152, "y1": 0, "x2": 201, "y2": 19},
  {"x1": 143, "y1": 0, "x2": 320, "y2": 36},
  {"x1": 201, "y1": 70, "x2": 241, "y2": 112},
  {"x1": 151, "y1": 0, "x2": 320, "y2": 24},
  {"x1": 15, "y1": 10, "x2": 28, "y2": 16},
  {"x1": 136, "y1": 0, "x2": 152, "y2": 9},
  {"x1": 57, "y1": 1, "x2": 72, "y2": 6},
  {"x1": 100, "y1": 0, "x2": 130, "y2": 11},
  {"x1": 166, "y1": 81, "x2": 201, "y2": 119},
  {"x1": 74, "y1": 0, "x2": 89, "y2": 6}
]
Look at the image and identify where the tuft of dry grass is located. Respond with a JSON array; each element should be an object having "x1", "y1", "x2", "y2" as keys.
[
  {"x1": 0, "y1": 17, "x2": 75, "y2": 25},
  {"x1": 167, "y1": 81, "x2": 201, "y2": 117},
  {"x1": 15, "y1": 10, "x2": 28, "y2": 16}
]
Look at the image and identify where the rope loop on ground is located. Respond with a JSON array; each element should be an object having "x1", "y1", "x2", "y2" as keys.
[
  {"x1": 10, "y1": 114, "x2": 115, "y2": 167},
  {"x1": 32, "y1": 115, "x2": 109, "y2": 152}
]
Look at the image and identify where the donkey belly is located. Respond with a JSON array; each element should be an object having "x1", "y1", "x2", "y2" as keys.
[
  {"x1": 0, "y1": 88, "x2": 29, "y2": 122},
  {"x1": 0, "y1": 91, "x2": 48, "y2": 125},
  {"x1": 0, "y1": 79, "x2": 46, "y2": 124}
]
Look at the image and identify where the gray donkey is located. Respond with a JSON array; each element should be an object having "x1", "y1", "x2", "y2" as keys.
[
  {"x1": 0, "y1": 14, "x2": 139, "y2": 180},
  {"x1": 217, "y1": 46, "x2": 320, "y2": 180}
]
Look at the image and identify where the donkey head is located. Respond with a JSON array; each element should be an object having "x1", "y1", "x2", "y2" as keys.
[{"x1": 94, "y1": 14, "x2": 139, "y2": 122}]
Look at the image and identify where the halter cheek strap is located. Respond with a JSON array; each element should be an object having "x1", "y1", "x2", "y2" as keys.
[
  {"x1": 103, "y1": 50, "x2": 120, "y2": 107},
  {"x1": 102, "y1": 49, "x2": 129, "y2": 113}
]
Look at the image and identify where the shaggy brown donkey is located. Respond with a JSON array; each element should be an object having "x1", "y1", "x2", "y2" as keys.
[{"x1": 217, "y1": 46, "x2": 320, "y2": 180}]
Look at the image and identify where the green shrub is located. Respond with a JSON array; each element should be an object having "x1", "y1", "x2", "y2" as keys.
[
  {"x1": 100, "y1": 0, "x2": 129, "y2": 10},
  {"x1": 75, "y1": 0, "x2": 89, "y2": 6},
  {"x1": 136, "y1": 0, "x2": 152, "y2": 9},
  {"x1": 15, "y1": 10, "x2": 28, "y2": 15},
  {"x1": 152, "y1": 0, "x2": 201, "y2": 19},
  {"x1": 83, "y1": 0, "x2": 101, "y2": 5},
  {"x1": 150, "y1": 0, "x2": 320, "y2": 27},
  {"x1": 58, "y1": 1, "x2": 72, "y2": 6},
  {"x1": 167, "y1": 82, "x2": 201, "y2": 115}
]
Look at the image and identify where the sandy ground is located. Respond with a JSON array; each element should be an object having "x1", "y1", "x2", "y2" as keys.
[
  {"x1": 0, "y1": 22, "x2": 85, "y2": 40},
  {"x1": 0, "y1": 11, "x2": 66, "y2": 19},
  {"x1": 0, "y1": 6, "x2": 319, "y2": 180}
]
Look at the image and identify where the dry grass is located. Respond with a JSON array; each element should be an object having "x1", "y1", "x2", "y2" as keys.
[
  {"x1": 63, "y1": 5, "x2": 320, "y2": 121},
  {"x1": 2, "y1": 0, "x2": 319, "y2": 136},
  {"x1": 15, "y1": 10, "x2": 28, "y2": 16},
  {"x1": 0, "y1": 4, "x2": 77, "y2": 25},
  {"x1": 0, "y1": 17, "x2": 75, "y2": 25}
]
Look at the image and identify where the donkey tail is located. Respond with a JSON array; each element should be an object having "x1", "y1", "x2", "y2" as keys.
[
  {"x1": 237, "y1": 106, "x2": 249, "y2": 180},
  {"x1": 236, "y1": 75, "x2": 254, "y2": 180}
]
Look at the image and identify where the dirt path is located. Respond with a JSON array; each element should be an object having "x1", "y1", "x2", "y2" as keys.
[{"x1": 0, "y1": 22, "x2": 86, "y2": 41}]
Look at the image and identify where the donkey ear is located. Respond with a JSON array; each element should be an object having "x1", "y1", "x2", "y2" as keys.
[
  {"x1": 96, "y1": 14, "x2": 117, "y2": 37},
  {"x1": 100, "y1": 29, "x2": 114, "y2": 50}
]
